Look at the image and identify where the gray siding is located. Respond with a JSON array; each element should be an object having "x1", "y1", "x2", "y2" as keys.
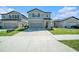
[{"x1": 28, "y1": 9, "x2": 51, "y2": 19}]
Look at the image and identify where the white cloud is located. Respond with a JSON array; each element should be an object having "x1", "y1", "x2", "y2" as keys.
[
  {"x1": 53, "y1": 7, "x2": 79, "y2": 19},
  {"x1": 0, "y1": 6, "x2": 15, "y2": 14},
  {"x1": 58, "y1": 7, "x2": 76, "y2": 13}
]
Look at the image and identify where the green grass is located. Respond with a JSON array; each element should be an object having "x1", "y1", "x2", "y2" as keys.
[
  {"x1": 59, "y1": 40, "x2": 79, "y2": 51},
  {"x1": 49, "y1": 28, "x2": 79, "y2": 34},
  {"x1": 0, "y1": 31, "x2": 19, "y2": 36},
  {"x1": 0, "y1": 28, "x2": 26, "y2": 36}
]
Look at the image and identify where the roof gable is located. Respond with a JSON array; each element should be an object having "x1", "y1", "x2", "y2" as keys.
[
  {"x1": 27, "y1": 8, "x2": 51, "y2": 13},
  {"x1": 1, "y1": 11, "x2": 27, "y2": 19},
  {"x1": 64, "y1": 16, "x2": 79, "y2": 20},
  {"x1": 1, "y1": 11, "x2": 21, "y2": 15},
  {"x1": 54, "y1": 16, "x2": 79, "y2": 22}
]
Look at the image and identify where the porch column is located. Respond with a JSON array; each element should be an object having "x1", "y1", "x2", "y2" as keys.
[{"x1": 47, "y1": 20, "x2": 53, "y2": 29}]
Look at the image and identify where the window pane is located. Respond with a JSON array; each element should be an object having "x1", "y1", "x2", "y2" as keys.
[
  {"x1": 38, "y1": 13, "x2": 40, "y2": 17},
  {"x1": 32, "y1": 13, "x2": 40, "y2": 17},
  {"x1": 12, "y1": 15, "x2": 14, "y2": 18},
  {"x1": 17, "y1": 15, "x2": 19, "y2": 18},
  {"x1": 9, "y1": 15, "x2": 11, "y2": 18},
  {"x1": 32, "y1": 13, "x2": 35, "y2": 17},
  {"x1": 2, "y1": 15, "x2": 5, "y2": 18},
  {"x1": 46, "y1": 15, "x2": 48, "y2": 17},
  {"x1": 15, "y1": 15, "x2": 19, "y2": 18}
]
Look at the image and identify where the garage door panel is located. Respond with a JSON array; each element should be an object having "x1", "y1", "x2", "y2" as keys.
[
  {"x1": 4, "y1": 23, "x2": 17, "y2": 28},
  {"x1": 65, "y1": 23, "x2": 77, "y2": 28},
  {"x1": 28, "y1": 20, "x2": 44, "y2": 28},
  {"x1": 29, "y1": 23, "x2": 43, "y2": 28}
]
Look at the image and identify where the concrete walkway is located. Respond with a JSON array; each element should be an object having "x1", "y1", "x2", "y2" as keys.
[
  {"x1": 53, "y1": 35, "x2": 79, "y2": 40},
  {"x1": 0, "y1": 28, "x2": 76, "y2": 52}
]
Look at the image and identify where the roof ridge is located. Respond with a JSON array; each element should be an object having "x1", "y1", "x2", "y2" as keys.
[
  {"x1": 64, "y1": 16, "x2": 79, "y2": 20},
  {"x1": 54, "y1": 16, "x2": 79, "y2": 21},
  {"x1": 1, "y1": 10, "x2": 27, "y2": 18},
  {"x1": 27, "y1": 8, "x2": 51, "y2": 13},
  {"x1": 0, "y1": 10, "x2": 17, "y2": 14}
]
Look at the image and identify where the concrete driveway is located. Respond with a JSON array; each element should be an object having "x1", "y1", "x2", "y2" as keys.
[{"x1": 0, "y1": 28, "x2": 76, "y2": 52}]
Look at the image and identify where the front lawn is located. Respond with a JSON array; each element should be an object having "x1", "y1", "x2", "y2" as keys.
[
  {"x1": 0, "y1": 27, "x2": 27, "y2": 36},
  {"x1": 59, "y1": 40, "x2": 79, "y2": 51},
  {"x1": 49, "y1": 28, "x2": 79, "y2": 34},
  {"x1": 0, "y1": 31, "x2": 19, "y2": 36}
]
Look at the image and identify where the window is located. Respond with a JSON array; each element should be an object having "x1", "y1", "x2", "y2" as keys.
[
  {"x1": 46, "y1": 15, "x2": 48, "y2": 17},
  {"x1": 12, "y1": 15, "x2": 14, "y2": 19},
  {"x1": 15, "y1": 15, "x2": 19, "y2": 18},
  {"x1": 9, "y1": 15, "x2": 11, "y2": 18},
  {"x1": 32, "y1": 13, "x2": 40, "y2": 17},
  {"x1": 17, "y1": 15, "x2": 19, "y2": 18},
  {"x1": 38, "y1": 13, "x2": 40, "y2": 17},
  {"x1": 9, "y1": 15, "x2": 19, "y2": 19},
  {"x1": 32, "y1": 13, "x2": 35, "y2": 17},
  {"x1": 2, "y1": 15, "x2": 5, "y2": 18}
]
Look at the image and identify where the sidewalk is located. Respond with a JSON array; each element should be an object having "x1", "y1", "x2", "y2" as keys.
[{"x1": 53, "y1": 35, "x2": 79, "y2": 40}]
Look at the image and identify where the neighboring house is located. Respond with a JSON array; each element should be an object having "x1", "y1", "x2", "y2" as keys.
[
  {"x1": 0, "y1": 8, "x2": 79, "y2": 29},
  {"x1": 0, "y1": 11, "x2": 28, "y2": 29},
  {"x1": 54, "y1": 16, "x2": 79, "y2": 28},
  {"x1": 27, "y1": 8, "x2": 54, "y2": 29}
]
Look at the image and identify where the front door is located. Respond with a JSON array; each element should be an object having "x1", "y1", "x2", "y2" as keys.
[{"x1": 45, "y1": 21, "x2": 48, "y2": 29}]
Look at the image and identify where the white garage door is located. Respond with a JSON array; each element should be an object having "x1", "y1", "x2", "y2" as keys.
[
  {"x1": 29, "y1": 23, "x2": 44, "y2": 28},
  {"x1": 66, "y1": 23, "x2": 77, "y2": 28},
  {"x1": 4, "y1": 23, "x2": 17, "y2": 28}
]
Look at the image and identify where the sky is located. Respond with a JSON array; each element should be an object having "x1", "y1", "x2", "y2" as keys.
[{"x1": 0, "y1": 6, "x2": 79, "y2": 19}]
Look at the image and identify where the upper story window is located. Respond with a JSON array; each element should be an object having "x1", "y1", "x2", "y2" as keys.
[
  {"x1": 15, "y1": 15, "x2": 19, "y2": 18},
  {"x1": 9, "y1": 15, "x2": 11, "y2": 18},
  {"x1": 32, "y1": 13, "x2": 35, "y2": 17},
  {"x1": 2, "y1": 15, "x2": 5, "y2": 18},
  {"x1": 9, "y1": 15, "x2": 19, "y2": 19},
  {"x1": 38, "y1": 13, "x2": 40, "y2": 17},
  {"x1": 46, "y1": 15, "x2": 48, "y2": 17},
  {"x1": 32, "y1": 13, "x2": 40, "y2": 17},
  {"x1": 12, "y1": 15, "x2": 14, "y2": 19}
]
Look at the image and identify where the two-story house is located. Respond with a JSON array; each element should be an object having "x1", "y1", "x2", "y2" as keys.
[
  {"x1": 1, "y1": 11, "x2": 28, "y2": 29},
  {"x1": 1, "y1": 8, "x2": 79, "y2": 29},
  {"x1": 0, "y1": 8, "x2": 54, "y2": 29},
  {"x1": 27, "y1": 8, "x2": 53, "y2": 29}
]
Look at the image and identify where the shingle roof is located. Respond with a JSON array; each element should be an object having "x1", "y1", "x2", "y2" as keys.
[
  {"x1": 1, "y1": 11, "x2": 18, "y2": 15},
  {"x1": 27, "y1": 8, "x2": 51, "y2": 13},
  {"x1": 63, "y1": 16, "x2": 79, "y2": 21},
  {"x1": 54, "y1": 16, "x2": 79, "y2": 22},
  {"x1": 1, "y1": 11, "x2": 27, "y2": 19}
]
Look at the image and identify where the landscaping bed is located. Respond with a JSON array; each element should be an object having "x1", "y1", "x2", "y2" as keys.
[
  {"x1": 49, "y1": 28, "x2": 79, "y2": 34},
  {"x1": 59, "y1": 40, "x2": 79, "y2": 51}
]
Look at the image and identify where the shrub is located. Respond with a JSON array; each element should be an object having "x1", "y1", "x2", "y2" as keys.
[
  {"x1": 6, "y1": 28, "x2": 15, "y2": 32},
  {"x1": 71, "y1": 25, "x2": 79, "y2": 29},
  {"x1": 15, "y1": 28, "x2": 26, "y2": 31}
]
